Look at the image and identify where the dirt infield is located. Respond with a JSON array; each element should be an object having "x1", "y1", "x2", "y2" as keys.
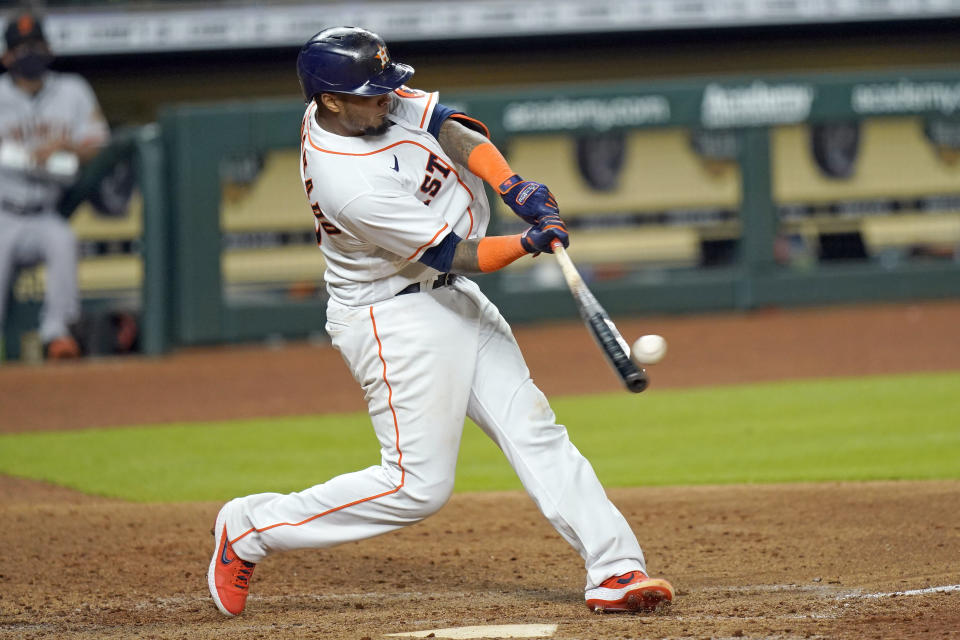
[
  {"x1": 2, "y1": 300, "x2": 960, "y2": 639},
  {"x1": 4, "y1": 300, "x2": 960, "y2": 433}
]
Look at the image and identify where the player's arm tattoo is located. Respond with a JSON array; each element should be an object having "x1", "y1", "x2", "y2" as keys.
[
  {"x1": 450, "y1": 238, "x2": 483, "y2": 275},
  {"x1": 437, "y1": 119, "x2": 489, "y2": 167}
]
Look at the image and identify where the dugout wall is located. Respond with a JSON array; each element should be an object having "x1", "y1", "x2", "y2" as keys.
[
  {"x1": 156, "y1": 68, "x2": 960, "y2": 351},
  {"x1": 5, "y1": 68, "x2": 960, "y2": 358}
]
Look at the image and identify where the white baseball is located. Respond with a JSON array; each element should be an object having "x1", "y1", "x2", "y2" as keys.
[{"x1": 631, "y1": 334, "x2": 667, "y2": 365}]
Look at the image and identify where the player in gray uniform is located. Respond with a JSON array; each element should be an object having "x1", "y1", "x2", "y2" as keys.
[{"x1": 0, "y1": 12, "x2": 109, "y2": 359}]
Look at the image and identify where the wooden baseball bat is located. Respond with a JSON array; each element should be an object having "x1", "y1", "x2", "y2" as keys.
[{"x1": 551, "y1": 241, "x2": 648, "y2": 393}]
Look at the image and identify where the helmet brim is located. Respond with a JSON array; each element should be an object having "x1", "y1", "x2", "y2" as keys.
[{"x1": 352, "y1": 62, "x2": 415, "y2": 96}]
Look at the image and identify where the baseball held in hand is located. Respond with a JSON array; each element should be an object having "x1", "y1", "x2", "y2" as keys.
[{"x1": 631, "y1": 334, "x2": 667, "y2": 365}]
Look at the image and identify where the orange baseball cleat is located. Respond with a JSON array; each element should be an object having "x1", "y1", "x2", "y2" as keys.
[
  {"x1": 585, "y1": 570, "x2": 674, "y2": 613},
  {"x1": 44, "y1": 335, "x2": 80, "y2": 360},
  {"x1": 207, "y1": 505, "x2": 256, "y2": 616}
]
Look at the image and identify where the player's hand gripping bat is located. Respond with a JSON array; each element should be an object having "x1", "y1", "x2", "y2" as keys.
[{"x1": 551, "y1": 240, "x2": 648, "y2": 393}]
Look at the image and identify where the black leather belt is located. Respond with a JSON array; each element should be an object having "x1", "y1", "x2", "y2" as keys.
[
  {"x1": 396, "y1": 273, "x2": 457, "y2": 296},
  {"x1": 1, "y1": 200, "x2": 44, "y2": 216}
]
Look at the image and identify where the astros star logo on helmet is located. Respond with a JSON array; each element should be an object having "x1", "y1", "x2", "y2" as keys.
[{"x1": 375, "y1": 45, "x2": 389, "y2": 69}]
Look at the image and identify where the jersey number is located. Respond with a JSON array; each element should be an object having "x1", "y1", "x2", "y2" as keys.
[
  {"x1": 419, "y1": 153, "x2": 453, "y2": 206},
  {"x1": 311, "y1": 202, "x2": 341, "y2": 244},
  {"x1": 303, "y1": 178, "x2": 340, "y2": 243}
]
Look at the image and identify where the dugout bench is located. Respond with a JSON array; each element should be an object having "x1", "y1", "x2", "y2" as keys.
[{"x1": 494, "y1": 116, "x2": 960, "y2": 277}]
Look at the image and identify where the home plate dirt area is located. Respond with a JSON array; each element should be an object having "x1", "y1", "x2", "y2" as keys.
[{"x1": 2, "y1": 301, "x2": 960, "y2": 639}]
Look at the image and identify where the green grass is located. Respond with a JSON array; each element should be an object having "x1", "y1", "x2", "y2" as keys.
[{"x1": 1, "y1": 371, "x2": 958, "y2": 502}]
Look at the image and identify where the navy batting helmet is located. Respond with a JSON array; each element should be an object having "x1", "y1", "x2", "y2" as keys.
[{"x1": 296, "y1": 27, "x2": 414, "y2": 101}]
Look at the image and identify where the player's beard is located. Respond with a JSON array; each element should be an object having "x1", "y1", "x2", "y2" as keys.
[{"x1": 363, "y1": 119, "x2": 392, "y2": 137}]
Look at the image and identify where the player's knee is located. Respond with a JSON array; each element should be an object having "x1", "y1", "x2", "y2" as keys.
[
  {"x1": 46, "y1": 224, "x2": 78, "y2": 261},
  {"x1": 398, "y1": 475, "x2": 454, "y2": 520},
  {"x1": 508, "y1": 413, "x2": 568, "y2": 451}
]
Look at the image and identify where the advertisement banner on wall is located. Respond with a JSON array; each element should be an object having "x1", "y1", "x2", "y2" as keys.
[
  {"x1": 502, "y1": 95, "x2": 672, "y2": 133},
  {"x1": 851, "y1": 80, "x2": 960, "y2": 116},
  {"x1": 700, "y1": 82, "x2": 816, "y2": 128}
]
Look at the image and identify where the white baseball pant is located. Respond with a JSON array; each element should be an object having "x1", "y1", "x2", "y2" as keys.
[
  {"x1": 225, "y1": 276, "x2": 646, "y2": 590},
  {"x1": 0, "y1": 210, "x2": 80, "y2": 343}
]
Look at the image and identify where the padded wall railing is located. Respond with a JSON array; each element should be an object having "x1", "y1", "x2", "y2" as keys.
[{"x1": 151, "y1": 69, "x2": 960, "y2": 349}]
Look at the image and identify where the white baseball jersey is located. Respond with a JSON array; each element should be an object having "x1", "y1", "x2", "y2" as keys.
[
  {"x1": 0, "y1": 71, "x2": 108, "y2": 213},
  {"x1": 298, "y1": 87, "x2": 490, "y2": 306}
]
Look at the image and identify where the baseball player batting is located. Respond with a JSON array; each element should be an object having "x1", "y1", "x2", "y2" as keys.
[{"x1": 208, "y1": 26, "x2": 674, "y2": 616}]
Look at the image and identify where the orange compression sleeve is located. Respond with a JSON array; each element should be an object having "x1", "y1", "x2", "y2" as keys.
[
  {"x1": 467, "y1": 141, "x2": 515, "y2": 188},
  {"x1": 477, "y1": 235, "x2": 529, "y2": 273}
]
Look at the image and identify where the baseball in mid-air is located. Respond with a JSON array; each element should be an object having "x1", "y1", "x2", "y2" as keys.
[{"x1": 631, "y1": 334, "x2": 667, "y2": 365}]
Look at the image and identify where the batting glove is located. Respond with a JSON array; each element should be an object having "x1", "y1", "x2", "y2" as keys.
[
  {"x1": 520, "y1": 213, "x2": 570, "y2": 254},
  {"x1": 498, "y1": 174, "x2": 559, "y2": 225}
]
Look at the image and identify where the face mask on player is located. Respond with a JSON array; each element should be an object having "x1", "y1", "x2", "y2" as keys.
[{"x1": 9, "y1": 51, "x2": 53, "y2": 80}]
